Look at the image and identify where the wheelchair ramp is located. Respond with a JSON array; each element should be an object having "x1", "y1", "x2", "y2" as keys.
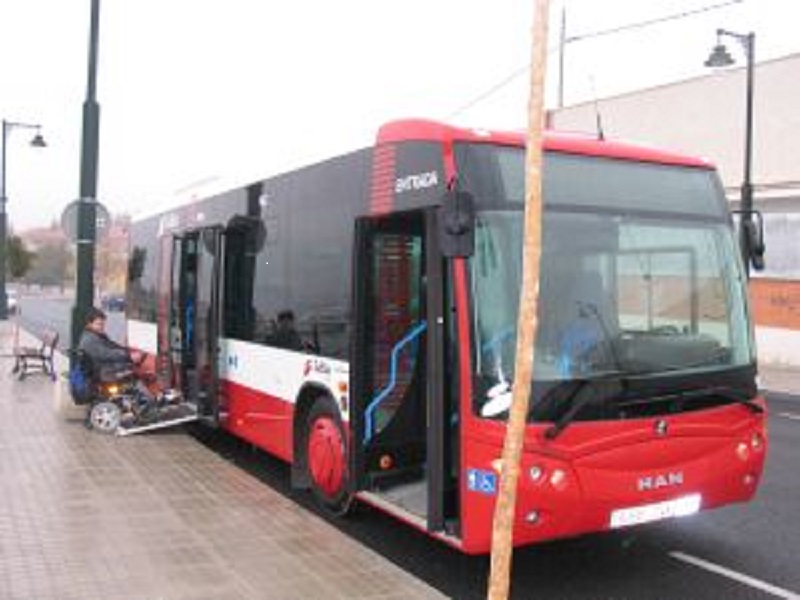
[{"x1": 117, "y1": 403, "x2": 199, "y2": 437}]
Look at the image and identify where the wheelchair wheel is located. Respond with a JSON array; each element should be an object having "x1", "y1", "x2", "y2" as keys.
[{"x1": 89, "y1": 401, "x2": 122, "y2": 434}]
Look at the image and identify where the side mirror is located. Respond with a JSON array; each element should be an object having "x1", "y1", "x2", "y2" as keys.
[
  {"x1": 228, "y1": 214, "x2": 267, "y2": 252},
  {"x1": 438, "y1": 190, "x2": 475, "y2": 258},
  {"x1": 734, "y1": 209, "x2": 766, "y2": 272},
  {"x1": 744, "y1": 218, "x2": 765, "y2": 271}
]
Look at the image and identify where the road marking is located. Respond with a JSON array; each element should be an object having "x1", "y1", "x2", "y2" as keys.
[
  {"x1": 777, "y1": 412, "x2": 800, "y2": 421},
  {"x1": 670, "y1": 551, "x2": 800, "y2": 599}
]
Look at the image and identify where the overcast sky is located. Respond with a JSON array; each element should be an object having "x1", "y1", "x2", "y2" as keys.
[{"x1": 1, "y1": 0, "x2": 798, "y2": 230}]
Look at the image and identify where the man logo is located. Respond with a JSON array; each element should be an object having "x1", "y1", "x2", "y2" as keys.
[
  {"x1": 655, "y1": 419, "x2": 669, "y2": 436},
  {"x1": 638, "y1": 472, "x2": 684, "y2": 492}
]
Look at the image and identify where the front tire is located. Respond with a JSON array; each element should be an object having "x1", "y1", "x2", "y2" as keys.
[
  {"x1": 304, "y1": 398, "x2": 353, "y2": 515},
  {"x1": 89, "y1": 401, "x2": 122, "y2": 434}
]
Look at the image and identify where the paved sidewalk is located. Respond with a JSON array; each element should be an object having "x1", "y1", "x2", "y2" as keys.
[{"x1": 0, "y1": 322, "x2": 446, "y2": 600}]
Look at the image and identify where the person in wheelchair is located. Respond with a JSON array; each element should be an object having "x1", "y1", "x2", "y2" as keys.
[
  {"x1": 77, "y1": 307, "x2": 155, "y2": 427},
  {"x1": 78, "y1": 307, "x2": 143, "y2": 382}
]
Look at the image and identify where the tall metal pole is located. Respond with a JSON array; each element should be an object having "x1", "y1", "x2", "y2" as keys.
[
  {"x1": 71, "y1": 0, "x2": 101, "y2": 353},
  {"x1": 557, "y1": 6, "x2": 566, "y2": 108},
  {"x1": 0, "y1": 120, "x2": 9, "y2": 320},
  {"x1": 740, "y1": 32, "x2": 755, "y2": 276},
  {"x1": 708, "y1": 28, "x2": 756, "y2": 274},
  {"x1": 1, "y1": 119, "x2": 45, "y2": 319}
]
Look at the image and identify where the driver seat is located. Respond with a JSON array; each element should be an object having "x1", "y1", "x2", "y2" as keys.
[{"x1": 555, "y1": 269, "x2": 620, "y2": 376}]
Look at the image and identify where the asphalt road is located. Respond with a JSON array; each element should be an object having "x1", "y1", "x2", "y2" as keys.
[
  {"x1": 15, "y1": 294, "x2": 126, "y2": 353},
  {"x1": 197, "y1": 394, "x2": 800, "y2": 600},
  {"x1": 13, "y1": 295, "x2": 800, "y2": 599}
]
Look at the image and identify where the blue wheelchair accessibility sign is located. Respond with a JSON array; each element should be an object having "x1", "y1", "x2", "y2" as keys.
[{"x1": 467, "y1": 468, "x2": 498, "y2": 495}]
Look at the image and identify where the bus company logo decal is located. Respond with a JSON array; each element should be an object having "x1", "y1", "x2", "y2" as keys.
[
  {"x1": 395, "y1": 171, "x2": 439, "y2": 194},
  {"x1": 303, "y1": 358, "x2": 330, "y2": 378},
  {"x1": 637, "y1": 471, "x2": 684, "y2": 492}
]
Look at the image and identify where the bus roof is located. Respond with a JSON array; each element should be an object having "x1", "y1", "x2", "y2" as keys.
[{"x1": 376, "y1": 118, "x2": 713, "y2": 169}]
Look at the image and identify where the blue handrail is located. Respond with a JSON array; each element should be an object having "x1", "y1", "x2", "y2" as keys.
[
  {"x1": 481, "y1": 326, "x2": 513, "y2": 355},
  {"x1": 363, "y1": 320, "x2": 427, "y2": 445}
]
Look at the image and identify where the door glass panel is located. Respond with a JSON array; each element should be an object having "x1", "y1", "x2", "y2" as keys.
[
  {"x1": 169, "y1": 236, "x2": 196, "y2": 392},
  {"x1": 369, "y1": 232, "x2": 423, "y2": 436},
  {"x1": 194, "y1": 229, "x2": 219, "y2": 412}
]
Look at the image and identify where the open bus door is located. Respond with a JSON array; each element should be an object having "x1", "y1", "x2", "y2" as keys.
[
  {"x1": 350, "y1": 209, "x2": 458, "y2": 535},
  {"x1": 169, "y1": 227, "x2": 225, "y2": 425}
]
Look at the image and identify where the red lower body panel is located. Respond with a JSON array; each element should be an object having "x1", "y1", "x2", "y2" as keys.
[
  {"x1": 458, "y1": 402, "x2": 767, "y2": 554},
  {"x1": 220, "y1": 380, "x2": 295, "y2": 463}
]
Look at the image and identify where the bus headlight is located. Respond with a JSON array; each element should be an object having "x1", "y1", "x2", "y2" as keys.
[
  {"x1": 736, "y1": 442, "x2": 750, "y2": 461},
  {"x1": 525, "y1": 510, "x2": 540, "y2": 524},
  {"x1": 549, "y1": 469, "x2": 568, "y2": 491},
  {"x1": 529, "y1": 466, "x2": 544, "y2": 482}
]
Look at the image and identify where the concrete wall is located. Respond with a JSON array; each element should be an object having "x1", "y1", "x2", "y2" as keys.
[
  {"x1": 550, "y1": 52, "x2": 800, "y2": 200},
  {"x1": 550, "y1": 54, "x2": 800, "y2": 366}
]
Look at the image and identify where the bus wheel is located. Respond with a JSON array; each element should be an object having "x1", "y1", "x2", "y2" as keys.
[{"x1": 305, "y1": 398, "x2": 353, "y2": 515}]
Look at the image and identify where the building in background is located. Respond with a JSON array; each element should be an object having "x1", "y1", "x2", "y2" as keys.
[
  {"x1": 550, "y1": 52, "x2": 800, "y2": 366},
  {"x1": 95, "y1": 215, "x2": 130, "y2": 296},
  {"x1": 18, "y1": 216, "x2": 129, "y2": 297},
  {"x1": 18, "y1": 223, "x2": 72, "y2": 291}
]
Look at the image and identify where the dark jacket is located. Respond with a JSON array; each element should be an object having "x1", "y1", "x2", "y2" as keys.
[{"x1": 78, "y1": 329, "x2": 132, "y2": 381}]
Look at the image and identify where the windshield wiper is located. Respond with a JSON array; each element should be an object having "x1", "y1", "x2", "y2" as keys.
[
  {"x1": 543, "y1": 379, "x2": 760, "y2": 442},
  {"x1": 617, "y1": 384, "x2": 763, "y2": 415},
  {"x1": 544, "y1": 372, "x2": 627, "y2": 441},
  {"x1": 690, "y1": 385, "x2": 763, "y2": 414}
]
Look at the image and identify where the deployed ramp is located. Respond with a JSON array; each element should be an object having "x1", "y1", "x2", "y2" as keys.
[{"x1": 117, "y1": 403, "x2": 199, "y2": 437}]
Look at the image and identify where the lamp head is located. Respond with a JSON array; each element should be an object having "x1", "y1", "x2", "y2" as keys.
[
  {"x1": 705, "y1": 33, "x2": 735, "y2": 69},
  {"x1": 30, "y1": 130, "x2": 46, "y2": 148}
]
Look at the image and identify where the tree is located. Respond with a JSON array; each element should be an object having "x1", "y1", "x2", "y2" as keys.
[
  {"x1": 25, "y1": 240, "x2": 72, "y2": 288},
  {"x1": 7, "y1": 235, "x2": 36, "y2": 280}
]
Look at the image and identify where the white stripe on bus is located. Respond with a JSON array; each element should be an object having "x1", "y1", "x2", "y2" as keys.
[{"x1": 125, "y1": 323, "x2": 349, "y2": 415}]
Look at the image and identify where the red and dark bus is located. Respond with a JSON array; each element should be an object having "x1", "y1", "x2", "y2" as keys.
[{"x1": 126, "y1": 119, "x2": 767, "y2": 554}]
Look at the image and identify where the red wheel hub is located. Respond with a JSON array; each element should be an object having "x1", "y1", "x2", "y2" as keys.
[{"x1": 307, "y1": 416, "x2": 346, "y2": 497}]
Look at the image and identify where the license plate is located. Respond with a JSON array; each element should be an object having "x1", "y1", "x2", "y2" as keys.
[{"x1": 610, "y1": 494, "x2": 702, "y2": 529}]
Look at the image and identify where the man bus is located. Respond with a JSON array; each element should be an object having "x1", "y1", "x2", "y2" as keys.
[{"x1": 125, "y1": 119, "x2": 766, "y2": 554}]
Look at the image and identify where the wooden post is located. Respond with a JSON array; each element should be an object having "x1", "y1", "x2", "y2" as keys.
[{"x1": 487, "y1": 1, "x2": 551, "y2": 599}]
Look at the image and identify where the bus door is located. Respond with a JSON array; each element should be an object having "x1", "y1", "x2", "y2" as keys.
[
  {"x1": 350, "y1": 209, "x2": 453, "y2": 533},
  {"x1": 169, "y1": 227, "x2": 225, "y2": 423}
]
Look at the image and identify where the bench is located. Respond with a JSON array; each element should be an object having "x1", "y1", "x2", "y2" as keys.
[{"x1": 13, "y1": 329, "x2": 59, "y2": 381}]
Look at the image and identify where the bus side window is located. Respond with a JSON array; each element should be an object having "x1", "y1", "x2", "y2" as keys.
[
  {"x1": 263, "y1": 309, "x2": 307, "y2": 352},
  {"x1": 223, "y1": 227, "x2": 258, "y2": 342}
]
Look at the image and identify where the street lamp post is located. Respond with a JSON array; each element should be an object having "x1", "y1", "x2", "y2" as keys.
[
  {"x1": 0, "y1": 120, "x2": 47, "y2": 319},
  {"x1": 71, "y1": 0, "x2": 102, "y2": 355},
  {"x1": 705, "y1": 28, "x2": 756, "y2": 276}
]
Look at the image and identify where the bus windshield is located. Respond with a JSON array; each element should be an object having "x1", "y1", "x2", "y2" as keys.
[{"x1": 455, "y1": 143, "x2": 754, "y2": 422}]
